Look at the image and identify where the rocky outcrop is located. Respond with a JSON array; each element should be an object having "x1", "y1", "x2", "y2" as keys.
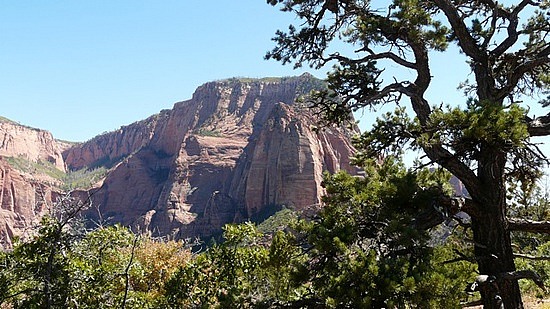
[
  {"x1": 63, "y1": 114, "x2": 163, "y2": 170},
  {"x1": 77, "y1": 75, "x2": 358, "y2": 239},
  {"x1": 232, "y1": 103, "x2": 347, "y2": 215},
  {"x1": 0, "y1": 74, "x2": 359, "y2": 243},
  {"x1": 0, "y1": 158, "x2": 60, "y2": 247},
  {"x1": 0, "y1": 120, "x2": 72, "y2": 247},
  {"x1": 0, "y1": 120, "x2": 69, "y2": 171}
]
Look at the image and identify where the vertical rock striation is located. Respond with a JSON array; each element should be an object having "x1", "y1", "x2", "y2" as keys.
[
  {"x1": 0, "y1": 119, "x2": 69, "y2": 247},
  {"x1": 0, "y1": 120, "x2": 68, "y2": 171},
  {"x1": 67, "y1": 75, "x2": 358, "y2": 239},
  {"x1": 1, "y1": 75, "x2": 359, "y2": 243}
]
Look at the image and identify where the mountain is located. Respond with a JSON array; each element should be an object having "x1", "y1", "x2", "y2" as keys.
[
  {"x1": 0, "y1": 74, "x2": 358, "y2": 245},
  {"x1": 0, "y1": 118, "x2": 72, "y2": 246}
]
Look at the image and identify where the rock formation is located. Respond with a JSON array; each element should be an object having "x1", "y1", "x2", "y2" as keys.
[
  {"x1": 64, "y1": 75, "x2": 358, "y2": 239},
  {"x1": 0, "y1": 119, "x2": 70, "y2": 247},
  {"x1": 0, "y1": 158, "x2": 63, "y2": 247},
  {"x1": 1, "y1": 74, "x2": 359, "y2": 244},
  {"x1": 0, "y1": 120, "x2": 69, "y2": 171}
]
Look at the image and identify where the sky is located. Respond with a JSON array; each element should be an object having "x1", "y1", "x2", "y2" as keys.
[{"x1": 0, "y1": 0, "x2": 548, "y2": 163}]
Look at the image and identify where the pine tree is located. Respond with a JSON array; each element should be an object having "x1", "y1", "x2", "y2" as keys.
[{"x1": 267, "y1": 1, "x2": 550, "y2": 307}]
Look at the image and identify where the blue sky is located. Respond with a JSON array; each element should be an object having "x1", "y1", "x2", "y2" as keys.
[{"x1": 1, "y1": 0, "x2": 548, "y2": 161}]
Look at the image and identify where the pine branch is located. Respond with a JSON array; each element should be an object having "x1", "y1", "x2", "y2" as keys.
[
  {"x1": 413, "y1": 196, "x2": 478, "y2": 230},
  {"x1": 442, "y1": 249, "x2": 476, "y2": 264},
  {"x1": 461, "y1": 299, "x2": 484, "y2": 307}
]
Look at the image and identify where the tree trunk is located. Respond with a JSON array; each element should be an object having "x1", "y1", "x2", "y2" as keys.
[
  {"x1": 471, "y1": 212, "x2": 522, "y2": 308},
  {"x1": 471, "y1": 149, "x2": 523, "y2": 308}
]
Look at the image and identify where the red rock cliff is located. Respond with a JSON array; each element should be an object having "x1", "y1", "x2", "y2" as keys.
[
  {"x1": 63, "y1": 114, "x2": 162, "y2": 170},
  {"x1": 0, "y1": 75, "x2": 359, "y2": 243},
  {"x1": 0, "y1": 158, "x2": 62, "y2": 247},
  {"x1": 0, "y1": 120, "x2": 68, "y2": 171},
  {"x1": 74, "y1": 75, "x2": 358, "y2": 239},
  {"x1": 0, "y1": 119, "x2": 68, "y2": 247}
]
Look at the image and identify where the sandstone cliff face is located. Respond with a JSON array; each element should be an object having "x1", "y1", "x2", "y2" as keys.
[
  {"x1": 76, "y1": 75, "x2": 358, "y2": 239},
  {"x1": 63, "y1": 114, "x2": 162, "y2": 170},
  {"x1": 0, "y1": 120, "x2": 68, "y2": 171},
  {"x1": 0, "y1": 120, "x2": 71, "y2": 247},
  {"x1": 0, "y1": 75, "x2": 359, "y2": 243},
  {"x1": 0, "y1": 158, "x2": 60, "y2": 247}
]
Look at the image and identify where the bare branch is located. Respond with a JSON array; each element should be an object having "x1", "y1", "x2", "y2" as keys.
[
  {"x1": 121, "y1": 234, "x2": 139, "y2": 309},
  {"x1": 527, "y1": 112, "x2": 550, "y2": 137},
  {"x1": 508, "y1": 218, "x2": 550, "y2": 234},
  {"x1": 514, "y1": 253, "x2": 550, "y2": 261},
  {"x1": 481, "y1": 5, "x2": 498, "y2": 50},
  {"x1": 421, "y1": 144, "x2": 484, "y2": 199},
  {"x1": 442, "y1": 249, "x2": 476, "y2": 264},
  {"x1": 490, "y1": 0, "x2": 535, "y2": 57},
  {"x1": 465, "y1": 270, "x2": 545, "y2": 300},
  {"x1": 325, "y1": 51, "x2": 417, "y2": 69},
  {"x1": 433, "y1": 0, "x2": 485, "y2": 62},
  {"x1": 499, "y1": 270, "x2": 545, "y2": 290},
  {"x1": 506, "y1": 59, "x2": 550, "y2": 94}
]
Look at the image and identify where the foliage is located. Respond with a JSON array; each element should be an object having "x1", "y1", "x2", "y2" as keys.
[
  {"x1": 0, "y1": 116, "x2": 17, "y2": 124},
  {"x1": 223, "y1": 74, "x2": 326, "y2": 95},
  {"x1": 2, "y1": 216, "x2": 75, "y2": 308},
  {"x1": 515, "y1": 242, "x2": 550, "y2": 299},
  {"x1": 67, "y1": 225, "x2": 136, "y2": 308},
  {"x1": 164, "y1": 158, "x2": 479, "y2": 308},
  {"x1": 66, "y1": 227, "x2": 189, "y2": 308},
  {"x1": 426, "y1": 240, "x2": 479, "y2": 307},
  {"x1": 0, "y1": 208, "x2": 190, "y2": 308},
  {"x1": 86, "y1": 154, "x2": 126, "y2": 170},
  {"x1": 165, "y1": 222, "x2": 302, "y2": 308},
  {"x1": 257, "y1": 207, "x2": 299, "y2": 234},
  {"x1": 63, "y1": 167, "x2": 108, "y2": 190},
  {"x1": 0, "y1": 194, "x2": 89, "y2": 308},
  {"x1": 224, "y1": 77, "x2": 286, "y2": 84},
  {"x1": 266, "y1": 0, "x2": 550, "y2": 307},
  {"x1": 4, "y1": 156, "x2": 66, "y2": 182},
  {"x1": 3, "y1": 155, "x2": 108, "y2": 191},
  {"x1": 130, "y1": 236, "x2": 191, "y2": 302},
  {"x1": 196, "y1": 128, "x2": 223, "y2": 137},
  {"x1": 1, "y1": 159, "x2": 527, "y2": 308},
  {"x1": 0, "y1": 117, "x2": 41, "y2": 131},
  {"x1": 288, "y1": 158, "x2": 474, "y2": 308},
  {"x1": 510, "y1": 177, "x2": 550, "y2": 299}
]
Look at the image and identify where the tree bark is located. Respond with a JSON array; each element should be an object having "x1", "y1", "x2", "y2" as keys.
[
  {"x1": 470, "y1": 148, "x2": 523, "y2": 309},
  {"x1": 471, "y1": 213, "x2": 522, "y2": 308}
]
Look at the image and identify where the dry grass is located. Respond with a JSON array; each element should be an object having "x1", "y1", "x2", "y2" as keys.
[{"x1": 523, "y1": 296, "x2": 550, "y2": 309}]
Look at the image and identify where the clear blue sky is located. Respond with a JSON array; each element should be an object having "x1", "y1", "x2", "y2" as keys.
[{"x1": 1, "y1": 0, "x2": 548, "y2": 159}]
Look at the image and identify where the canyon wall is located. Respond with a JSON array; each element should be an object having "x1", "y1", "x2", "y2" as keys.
[
  {"x1": 0, "y1": 119, "x2": 68, "y2": 246},
  {"x1": 65, "y1": 75, "x2": 358, "y2": 239},
  {"x1": 1, "y1": 74, "x2": 359, "y2": 243},
  {"x1": 0, "y1": 120, "x2": 69, "y2": 171}
]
